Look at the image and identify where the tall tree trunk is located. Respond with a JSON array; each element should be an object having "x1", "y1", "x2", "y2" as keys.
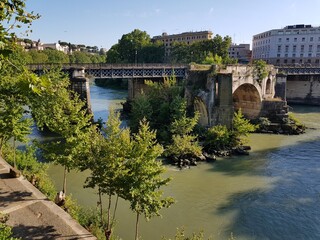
[
  {"x1": 98, "y1": 187, "x2": 103, "y2": 227},
  {"x1": 107, "y1": 194, "x2": 112, "y2": 231},
  {"x1": 62, "y1": 165, "x2": 67, "y2": 194},
  {"x1": 111, "y1": 195, "x2": 119, "y2": 226},
  {"x1": 135, "y1": 212, "x2": 140, "y2": 240}
]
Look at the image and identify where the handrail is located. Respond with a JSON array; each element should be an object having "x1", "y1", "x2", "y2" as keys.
[{"x1": 27, "y1": 63, "x2": 189, "y2": 70}]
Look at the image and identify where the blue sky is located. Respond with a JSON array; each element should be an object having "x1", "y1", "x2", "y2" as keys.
[{"x1": 21, "y1": 0, "x2": 320, "y2": 49}]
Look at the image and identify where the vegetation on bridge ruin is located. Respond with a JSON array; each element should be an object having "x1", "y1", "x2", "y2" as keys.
[{"x1": 129, "y1": 75, "x2": 258, "y2": 164}]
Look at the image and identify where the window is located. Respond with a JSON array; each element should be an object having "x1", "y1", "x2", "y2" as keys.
[
  {"x1": 278, "y1": 38, "x2": 282, "y2": 42},
  {"x1": 277, "y1": 45, "x2": 281, "y2": 52},
  {"x1": 309, "y1": 45, "x2": 313, "y2": 52},
  {"x1": 293, "y1": 45, "x2": 296, "y2": 52},
  {"x1": 302, "y1": 37, "x2": 305, "y2": 42},
  {"x1": 317, "y1": 45, "x2": 320, "y2": 52},
  {"x1": 300, "y1": 53, "x2": 304, "y2": 57},
  {"x1": 276, "y1": 59, "x2": 280, "y2": 64},
  {"x1": 308, "y1": 53, "x2": 312, "y2": 57},
  {"x1": 316, "y1": 59, "x2": 319, "y2": 64},
  {"x1": 292, "y1": 59, "x2": 295, "y2": 64},
  {"x1": 284, "y1": 59, "x2": 288, "y2": 63},
  {"x1": 285, "y1": 53, "x2": 288, "y2": 57},
  {"x1": 286, "y1": 38, "x2": 290, "y2": 42},
  {"x1": 294, "y1": 38, "x2": 297, "y2": 42},
  {"x1": 301, "y1": 45, "x2": 305, "y2": 52},
  {"x1": 292, "y1": 53, "x2": 296, "y2": 57},
  {"x1": 285, "y1": 45, "x2": 289, "y2": 52},
  {"x1": 277, "y1": 54, "x2": 280, "y2": 57},
  {"x1": 310, "y1": 37, "x2": 314, "y2": 42}
]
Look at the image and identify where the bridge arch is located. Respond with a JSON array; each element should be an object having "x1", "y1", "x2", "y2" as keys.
[
  {"x1": 233, "y1": 83, "x2": 262, "y2": 119},
  {"x1": 194, "y1": 97, "x2": 209, "y2": 126},
  {"x1": 265, "y1": 78, "x2": 272, "y2": 94}
]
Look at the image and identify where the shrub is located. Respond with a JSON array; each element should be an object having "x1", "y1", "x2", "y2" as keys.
[{"x1": 204, "y1": 125, "x2": 232, "y2": 152}]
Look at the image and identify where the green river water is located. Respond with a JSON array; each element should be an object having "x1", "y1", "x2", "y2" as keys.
[{"x1": 46, "y1": 82, "x2": 320, "y2": 240}]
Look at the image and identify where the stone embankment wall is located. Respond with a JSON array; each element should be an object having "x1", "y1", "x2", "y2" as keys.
[{"x1": 286, "y1": 75, "x2": 320, "y2": 105}]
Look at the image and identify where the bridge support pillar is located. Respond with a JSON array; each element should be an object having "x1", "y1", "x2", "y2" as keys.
[
  {"x1": 275, "y1": 73, "x2": 287, "y2": 100},
  {"x1": 70, "y1": 76, "x2": 92, "y2": 115},
  {"x1": 211, "y1": 73, "x2": 234, "y2": 128}
]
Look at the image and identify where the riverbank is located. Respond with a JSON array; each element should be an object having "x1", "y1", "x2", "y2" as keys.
[{"x1": 0, "y1": 156, "x2": 96, "y2": 240}]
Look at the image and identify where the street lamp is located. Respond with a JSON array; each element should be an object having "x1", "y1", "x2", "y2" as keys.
[{"x1": 135, "y1": 49, "x2": 137, "y2": 65}]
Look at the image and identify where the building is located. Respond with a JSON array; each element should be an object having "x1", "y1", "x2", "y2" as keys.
[
  {"x1": 42, "y1": 43, "x2": 69, "y2": 54},
  {"x1": 252, "y1": 24, "x2": 320, "y2": 65},
  {"x1": 152, "y1": 31, "x2": 213, "y2": 57},
  {"x1": 228, "y1": 43, "x2": 251, "y2": 63}
]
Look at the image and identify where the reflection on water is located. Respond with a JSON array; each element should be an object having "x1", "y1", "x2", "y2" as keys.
[{"x1": 47, "y1": 85, "x2": 320, "y2": 240}]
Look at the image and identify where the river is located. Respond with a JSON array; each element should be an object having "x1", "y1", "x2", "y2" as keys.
[{"x1": 46, "y1": 82, "x2": 320, "y2": 240}]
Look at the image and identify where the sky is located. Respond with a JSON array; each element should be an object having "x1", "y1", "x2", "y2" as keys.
[{"x1": 19, "y1": 0, "x2": 320, "y2": 50}]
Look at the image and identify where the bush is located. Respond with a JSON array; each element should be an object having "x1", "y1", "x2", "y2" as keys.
[
  {"x1": 0, "y1": 213, "x2": 20, "y2": 240},
  {"x1": 3, "y1": 145, "x2": 57, "y2": 200},
  {"x1": 232, "y1": 109, "x2": 257, "y2": 146},
  {"x1": 204, "y1": 125, "x2": 232, "y2": 152},
  {"x1": 166, "y1": 134, "x2": 202, "y2": 159}
]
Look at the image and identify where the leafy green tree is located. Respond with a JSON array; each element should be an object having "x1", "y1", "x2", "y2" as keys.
[
  {"x1": 107, "y1": 29, "x2": 164, "y2": 63},
  {"x1": 28, "y1": 49, "x2": 49, "y2": 63},
  {"x1": 232, "y1": 109, "x2": 257, "y2": 146},
  {"x1": 166, "y1": 112, "x2": 202, "y2": 159},
  {"x1": 106, "y1": 44, "x2": 121, "y2": 63},
  {"x1": 202, "y1": 53, "x2": 223, "y2": 65},
  {"x1": 0, "y1": 96, "x2": 32, "y2": 167},
  {"x1": 83, "y1": 110, "x2": 131, "y2": 239},
  {"x1": 43, "y1": 49, "x2": 69, "y2": 63},
  {"x1": 125, "y1": 119, "x2": 174, "y2": 240},
  {"x1": 30, "y1": 70, "x2": 92, "y2": 194},
  {"x1": 204, "y1": 125, "x2": 232, "y2": 152},
  {"x1": 130, "y1": 76, "x2": 185, "y2": 142},
  {"x1": 69, "y1": 51, "x2": 91, "y2": 63},
  {"x1": 0, "y1": 0, "x2": 40, "y2": 48},
  {"x1": 170, "y1": 34, "x2": 234, "y2": 64}
]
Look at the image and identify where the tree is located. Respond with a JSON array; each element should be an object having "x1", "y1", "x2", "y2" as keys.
[
  {"x1": 107, "y1": 29, "x2": 164, "y2": 63},
  {"x1": 28, "y1": 49, "x2": 49, "y2": 63},
  {"x1": 204, "y1": 125, "x2": 232, "y2": 152},
  {"x1": 232, "y1": 109, "x2": 257, "y2": 146},
  {"x1": 0, "y1": 0, "x2": 40, "y2": 47},
  {"x1": 0, "y1": 96, "x2": 32, "y2": 167},
  {"x1": 169, "y1": 34, "x2": 234, "y2": 64},
  {"x1": 124, "y1": 119, "x2": 174, "y2": 240},
  {"x1": 83, "y1": 110, "x2": 131, "y2": 239},
  {"x1": 30, "y1": 70, "x2": 92, "y2": 194},
  {"x1": 165, "y1": 111, "x2": 202, "y2": 159},
  {"x1": 69, "y1": 51, "x2": 91, "y2": 63},
  {"x1": 43, "y1": 49, "x2": 69, "y2": 63}
]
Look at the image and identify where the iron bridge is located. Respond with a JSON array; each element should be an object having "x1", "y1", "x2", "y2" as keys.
[{"x1": 28, "y1": 63, "x2": 189, "y2": 79}]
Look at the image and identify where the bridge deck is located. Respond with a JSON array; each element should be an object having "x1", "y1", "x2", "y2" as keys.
[{"x1": 28, "y1": 63, "x2": 189, "y2": 79}]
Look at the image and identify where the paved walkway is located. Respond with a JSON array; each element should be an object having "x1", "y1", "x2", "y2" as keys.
[{"x1": 0, "y1": 157, "x2": 96, "y2": 240}]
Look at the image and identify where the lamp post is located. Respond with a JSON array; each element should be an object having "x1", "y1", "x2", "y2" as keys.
[{"x1": 135, "y1": 49, "x2": 137, "y2": 65}]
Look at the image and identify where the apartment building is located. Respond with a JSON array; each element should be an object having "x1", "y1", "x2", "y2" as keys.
[
  {"x1": 152, "y1": 31, "x2": 213, "y2": 56},
  {"x1": 252, "y1": 24, "x2": 320, "y2": 65},
  {"x1": 228, "y1": 43, "x2": 251, "y2": 63}
]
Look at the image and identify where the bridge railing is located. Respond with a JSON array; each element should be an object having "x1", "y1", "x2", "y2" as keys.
[{"x1": 27, "y1": 63, "x2": 189, "y2": 70}]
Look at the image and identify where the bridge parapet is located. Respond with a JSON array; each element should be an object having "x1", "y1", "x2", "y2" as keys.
[
  {"x1": 277, "y1": 65, "x2": 320, "y2": 75},
  {"x1": 28, "y1": 63, "x2": 189, "y2": 79}
]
